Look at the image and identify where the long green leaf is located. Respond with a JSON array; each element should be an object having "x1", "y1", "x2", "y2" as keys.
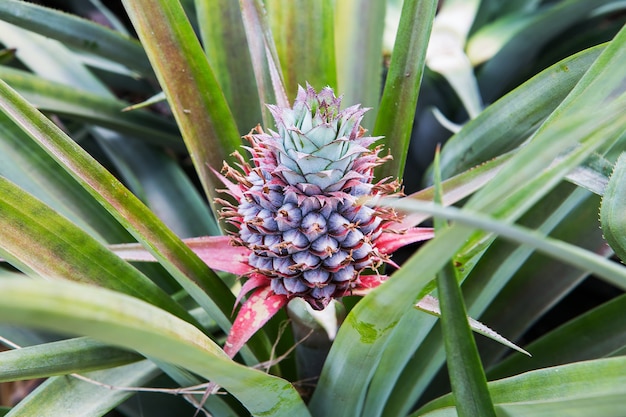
[
  {"x1": 432, "y1": 150, "x2": 495, "y2": 417},
  {"x1": 373, "y1": 0, "x2": 437, "y2": 180},
  {"x1": 267, "y1": 0, "x2": 337, "y2": 100},
  {"x1": 0, "y1": 0, "x2": 153, "y2": 76},
  {"x1": 0, "y1": 338, "x2": 140, "y2": 382},
  {"x1": 7, "y1": 361, "x2": 160, "y2": 417},
  {"x1": 437, "y1": 44, "x2": 604, "y2": 179},
  {"x1": 436, "y1": 263, "x2": 496, "y2": 417},
  {"x1": 121, "y1": 0, "x2": 242, "y2": 205},
  {"x1": 195, "y1": 0, "x2": 262, "y2": 133},
  {"x1": 461, "y1": 22, "x2": 626, "y2": 216},
  {"x1": 0, "y1": 279, "x2": 310, "y2": 416},
  {"x1": 334, "y1": 0, "x2": 386, "y2": 130},
  {"x1": 416, "y1": 357, "x2": 626, "y2": 416},
  {"x1": 376, "y1": 194, "x2": 626, "y2": 291}
]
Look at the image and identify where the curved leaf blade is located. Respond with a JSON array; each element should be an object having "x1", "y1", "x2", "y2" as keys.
[
  {"x1": 0, "y1": 0, "x2": 153, "y2": 76},
  {"x1": 600, "y1": 152, "x2": 626, "y2": 261},
  {"x1": 0, "y1": 338, "x2": 141, "y2": 382},
  {"x1": 416, "y1": 357, "x2": 626, "y2": 416},
  {"x1": 0, "y1": 279, "x2": 310, "y2": 416},
  {"x1": 437, "y1": 44, "x2": 604, "y2": 179},
  {"x1": 7, "y1": 362, "x2": 160, "y2": 417}
]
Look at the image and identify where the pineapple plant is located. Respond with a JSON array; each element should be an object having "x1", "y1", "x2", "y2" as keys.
[{"x1": 0, "y1": 1, "x2": 626, "y2": 416}]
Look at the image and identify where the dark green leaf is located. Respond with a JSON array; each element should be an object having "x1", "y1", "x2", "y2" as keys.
[{"x1": 0, "y1": 338, "x2": 141, "y2": 382}]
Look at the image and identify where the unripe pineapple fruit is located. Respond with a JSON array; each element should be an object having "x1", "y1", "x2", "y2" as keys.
[{"x1": 220, "y1": 85, "x2": 402, "y2": 310}]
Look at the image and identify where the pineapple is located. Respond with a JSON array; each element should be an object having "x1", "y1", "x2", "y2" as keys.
[{"x1": 220, "y1": 84, "x2": 402, "y2": 310}]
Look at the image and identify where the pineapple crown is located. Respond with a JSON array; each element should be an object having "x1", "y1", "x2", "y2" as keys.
[
  {"x1": 261, "y1": 84, "x2": 381, "y2": 196},
  {"x1": 219, "y1": 84, "x2": 401, "y2": 309}
]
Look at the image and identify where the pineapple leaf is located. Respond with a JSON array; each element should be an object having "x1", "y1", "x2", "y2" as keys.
[
  {"x1": 373, "y1": 0, "x2": 438, "y2": 181},
  {"x1": 121, "y1": 0, "x2": 243, "y2": 205},
  {"x1": 600, "y1": 153, "x2": 626, "y2": 262},
  {"x1": 416, "y1": 296, "x2": 531, "y2": 357}
]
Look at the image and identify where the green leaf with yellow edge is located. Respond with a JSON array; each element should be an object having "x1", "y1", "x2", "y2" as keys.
[
  {"x1": 0, "y1": 175, "x2": 195, "y2": 325},
  {"x1": 0, "y1": 279, "x2": 310, "y2": 417},
  {"x1": 0, "y1": 111, "x2": 131, "y2": 244}
]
